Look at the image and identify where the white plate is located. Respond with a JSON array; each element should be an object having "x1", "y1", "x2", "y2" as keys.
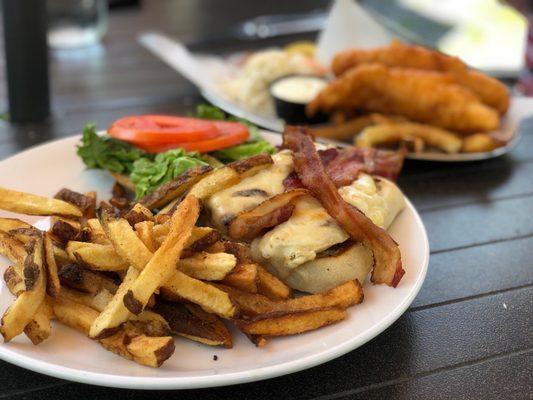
[{"x1": 0, "y1": 132, "x2": 429, "y2": 389}]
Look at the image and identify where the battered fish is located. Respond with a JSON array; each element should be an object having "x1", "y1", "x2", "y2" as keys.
[
  {"x1": 307, "y1": 64, "x2": 500, "y2": 134},
  {"x1": 332, "y1": 40, "x2": 510, "y2": 115}
]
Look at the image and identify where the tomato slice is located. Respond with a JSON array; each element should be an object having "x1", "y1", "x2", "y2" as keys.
[
  {"x1": 108, "y1": 115, "x2": 221, "y2": 144},
  {"x1": 136, "y1": 121, "x2": 249, "y2": 153}
]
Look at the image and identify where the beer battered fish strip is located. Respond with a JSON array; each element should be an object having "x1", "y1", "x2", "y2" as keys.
[
  {"x1": 307, "y1": 63, "x2": 500, "y2": 134},
  {"x1": 332, "y1": 40, "x2": 510, "y2": 115}
]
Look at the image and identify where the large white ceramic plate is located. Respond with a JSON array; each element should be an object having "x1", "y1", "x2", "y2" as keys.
[{"x1": 0, "y1": 132, "x2": 429, "y2": 389}]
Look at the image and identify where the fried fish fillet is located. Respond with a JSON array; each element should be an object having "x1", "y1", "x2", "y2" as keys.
[
  {"x1": 332, "y1": 40, "x2": 510, "y2": 115},
  {"x1": 307, "y1": 64, "x2": 500, "y2": 134}
]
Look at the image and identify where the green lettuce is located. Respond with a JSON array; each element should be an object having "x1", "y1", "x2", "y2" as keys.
[
  {"x1": 130, "y1": 149, "x2": 208, "y2": 199},
  {"x1": 195, "y1": 104, "x2": 276, "y2": 160},
  {"x1": 212, "y1": 140, "x2": 276, "y2": 162},
  {"x1": 76, "y1": 124, "x2": 147, "y2": 174}
]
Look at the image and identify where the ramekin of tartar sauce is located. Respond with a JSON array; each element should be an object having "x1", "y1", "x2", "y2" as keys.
[{"x1": 269, "y1": 74, "x2": 328, "y2": 124}]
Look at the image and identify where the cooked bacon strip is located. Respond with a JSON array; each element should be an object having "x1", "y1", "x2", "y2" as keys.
[
  {"x1": 283, "y1": 147, "x2": 404, "y2": 190},
  {"x1": 283, "y1": 126, "x2": 404, "y2": 287},
  {"x1": 322, "y1": 147, "x2": 405, "y2": 185}
]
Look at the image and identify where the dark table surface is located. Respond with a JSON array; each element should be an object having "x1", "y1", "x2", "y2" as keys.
[{"x1": 0, "y1": 1, "x2": 532, "y2": 399}]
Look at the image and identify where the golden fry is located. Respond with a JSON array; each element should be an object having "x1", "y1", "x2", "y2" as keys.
[
  {"x1": 1, "y1": 237, "x2": 46, "y2": 342},
  {"x1": 44, "y1": 233, "x2": 61, "y2": 297},
  {"x1": 23, "y1": 299, "x2": 54, "y2": 345},
  {"x1": 237, "y1": 308, "x2": 346, "y2": 336},
  {"x1": 123, "y1": 195, "x2": 199, "y2": 315},
  {"x1": 89, "y1": 266, "x2": 139, "y2": 339},
  {"x1": 257, "y1": 265, "x2": 292, "y2": 300},
  {"x1": 98, "y1": 210, "x2": 153, "y2": 270},
  {"x1": 161, "y1": 272, "x2": 236, "y2": 319},
  {"x1": 356, "y1": 121, "x2": 463, "y2": 153},
  {"x1": 0, "y1": 187, "x2": 81, "y2": 217},
  {"x1": 66, "y1": 241, "x2": 129, "y2": 271},
  {"x1": 177, "y1": 252, "x2": 236, "y2": 281},
  {"x1": 462, "y1": 133, "x2": 499, "y2": 153}
]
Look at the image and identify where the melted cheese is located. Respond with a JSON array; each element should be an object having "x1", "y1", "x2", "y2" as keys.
[
  {"x1": 338, "y1": 174, "x2": 406, "y2": 229},
  {"x1": 207, "y1": 151, "x2": 293, "y2": 228},
  {"x1": 251, "y1": 196, "x2": 349, "y2": 277}
]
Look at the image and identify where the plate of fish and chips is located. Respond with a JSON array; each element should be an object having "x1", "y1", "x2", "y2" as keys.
[{"x1": 140, "y1": 2, "x2": 532, "y2": 162}]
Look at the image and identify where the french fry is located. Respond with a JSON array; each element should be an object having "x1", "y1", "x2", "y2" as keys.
[
  {"x1": 54, "y1": 188, "x2": 96, "y2": 219},
  {"x1": 123, "y1": 195, "x2": 199, "y2": 315},
  {"x1": 178, "y1": 252, "x2": 236, "y2": 281},
  {"x1": 188, "y1": 155, "x2": 273, "y2": 201},
  {"x1": 0, "y1": 218, "x2": 32, "y2": 233},
  {"x1": 110, "y1": 173, "x2": 136, "y2": 193},
  {"x1": 221, "y1": 263, "x2": 258, "y2": 293},
  {"x1": 128, "y1": 310, "x2": 170, "y2": 337},
  {"x1": 154, "y1": 301, "x2": 233, "y2": 348},
  {"x1": 60, "y1": 286, "x2": 113, "y2": 312},
  {"x1": 356, "y1": 122, "x2": 463, "y2": 154},
  {"x1": 98, "y1": 209, "x2": 152, "y2": 271},
  {"x1": 311, "y1": 115, "x2": 376, "y2": 140},
  {"x1": 4, "y1": 266, "x2": 24, "y2": 296},
  {"x1": 86, "y1": 218, "x2": 109, "y2": 244},
  {"x1": 52, "y1": 294, "x2": 175, "y2": 367},
  {"x1": 58, "y1": 263, "x2": 118, "y2": 295},
  {"x1": 118, "y1": 333, "x2": 175, "y2": 368},
  {"x1": 462, "y1": 133, "x2": 499, "y2": 153},
  {"x1": 0, "y1": 231, "x2": 26, "y2": 264},
  {"x1": 44, "y1": 233, "x2": 61, "y2": 297},
  {"x1": 52, "y1": 292, "x2": 98, "y2": 335},
  {"x1": 89, "y1": 266, "x2": 139, "y2": 339},
  {"x1": 140, "y1": 165, "x2": 213, "y2": 210},
  {"x1": 1, "y1": 237, "x2": 46, "y2": 342},
  {"x1": 124, "y1": 203, "x2": 154, "y2": 226},
  {"x1": 50, "y1": 219, "x2": 83, "y2": 244},
  {"x1": 257, "y1": 266, "x2": 292, "y2": 300},
  {"x1": 228, "y1": 189, "x2": 308, "y2": 241},
  {"x1": 23, "y1": 298, "x2": 54, "y2": 345},
  {"x1": 161, "y1": 272, "x2": 236, "y2": 319},
  {"x1": 236, "y1": 308, "x2": 346, "y2": 336},
  {"x1": 66, "y1": 241, "x2": 129, "y2": 271},
  {"x1": 0, "y1": 187, "x2": 82, "y2": 217},
  {"x1": 219, "y1": 280, "x2": 363, "y2": 318},
  {"x1": 134, "y1": 221, "x2": 157, "y2": 252}
]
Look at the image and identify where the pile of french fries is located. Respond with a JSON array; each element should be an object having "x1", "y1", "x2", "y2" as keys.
[{"x1": 0, "y1": 163, "x2": 364, "y2": 368}]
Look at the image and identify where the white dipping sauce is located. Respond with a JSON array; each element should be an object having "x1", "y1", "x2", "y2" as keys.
[{"x1": 270, "y1": 76, "x2": 327, "y2": 104}]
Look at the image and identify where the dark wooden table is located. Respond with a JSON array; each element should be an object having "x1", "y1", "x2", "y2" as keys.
[{"x1": 0, "y1": 1, "x2": 531, "y2": 399}]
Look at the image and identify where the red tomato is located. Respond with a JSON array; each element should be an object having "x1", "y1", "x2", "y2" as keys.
[
  {"x1": 108, "y1": 115, "x2": 221, "y2": 144},
  {"x1": 136, "y1": 121, "x2": 249, "y2": 153}
]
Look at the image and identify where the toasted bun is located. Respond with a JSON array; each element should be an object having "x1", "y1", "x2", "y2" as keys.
[{"x1": 283, "y1": 243, "x2": 373, "y2": 293}]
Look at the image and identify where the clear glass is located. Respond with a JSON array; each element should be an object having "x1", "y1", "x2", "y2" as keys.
[{"x1": 47, "y1": 0, "x2": 108, "y2": 49}]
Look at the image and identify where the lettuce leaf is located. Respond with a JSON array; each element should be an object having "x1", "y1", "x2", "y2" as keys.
[
  {"x1": 130, "y1": 149, "x2": 208, "y2": 199},
  {"x1": 194, "y1": 104, "x2": 276, "y2": 160},
  {"x1": 76, "y1": 124, "x2": 147, "y2": 174},
  {"x1": 212, "y1": 140, "x2": 276, "y2": 162}
]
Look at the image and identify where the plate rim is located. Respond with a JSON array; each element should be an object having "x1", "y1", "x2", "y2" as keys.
[{"x1": 0, "y1": 134, "x2": 429, "y2": 390}]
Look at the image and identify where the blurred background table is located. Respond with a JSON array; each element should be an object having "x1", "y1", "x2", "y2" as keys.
[{"x1": 0, "y1": 1, "x2": 531, "y2": 399}]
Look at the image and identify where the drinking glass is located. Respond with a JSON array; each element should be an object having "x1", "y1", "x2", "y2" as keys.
[{"x1": 47, "y1": 0, "x2": 108, "y2": 49}]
